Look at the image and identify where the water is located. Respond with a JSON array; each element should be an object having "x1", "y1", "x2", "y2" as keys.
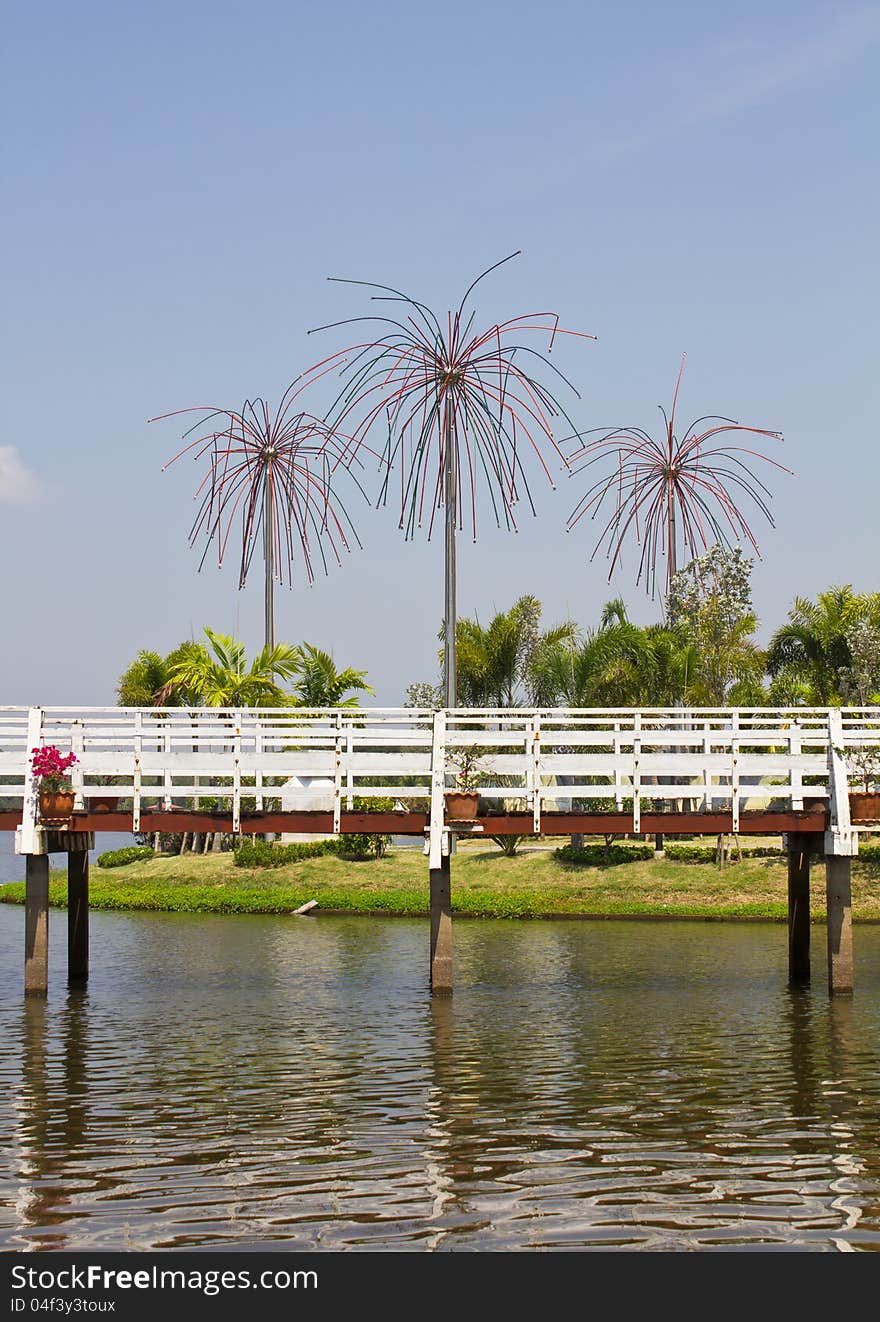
[{"x1": 1, "y1": 903, "x2": 879, "y2": 1252}]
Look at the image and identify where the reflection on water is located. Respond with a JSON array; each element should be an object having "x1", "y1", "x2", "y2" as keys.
[{"x1": 1, "y1": 906, "x2": 879, "y2": 1251}]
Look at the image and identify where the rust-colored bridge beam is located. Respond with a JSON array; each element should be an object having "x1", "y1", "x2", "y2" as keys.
[{"x1": 0, "y1": 808, "x2": 829, "y2": 837}]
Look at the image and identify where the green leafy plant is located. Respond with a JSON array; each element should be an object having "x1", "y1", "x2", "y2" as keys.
[
  {"x1": 97, "y1": 845, "x2": 155, "y2": 868},
  {"x1": 446, "y1": 746, "x2": 490, "y2": 792},
  {"x1": 837, "y1": 744, "x2": 880, "y2": 793},
  {"x1": 233, "y1": 838, "x2": 340, "y2": 868},
  {"x1": 664, "y1": 843, "x2": 783, "y2": 863},
  {"x1": 555, "y1": 842, "x2": 655, "y2": 866}
]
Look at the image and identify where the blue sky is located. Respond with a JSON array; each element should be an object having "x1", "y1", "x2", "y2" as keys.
[{"x1": 2, "y1": 0, "x2": 878, "y2": 705}]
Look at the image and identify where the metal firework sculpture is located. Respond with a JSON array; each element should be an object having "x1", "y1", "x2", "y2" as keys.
[
  {"x1": 307, "y1": 251, "x2": 596, "y2": 703},
  {"x1": 565, "y1": 353, "x2": 789, "y2": 600},
  {"x1": 153, "y1": 373, "x2": 368, "y2": 649}
]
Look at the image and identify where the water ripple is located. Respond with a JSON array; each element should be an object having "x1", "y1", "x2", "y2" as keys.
[{"x1": 1, "y1": 907, "x2": 879, "y2": 1250}]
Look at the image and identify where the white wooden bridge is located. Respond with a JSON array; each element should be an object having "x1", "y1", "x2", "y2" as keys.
[{"x1": 3, "y1": 704, "x2": 879, "y2": 998}]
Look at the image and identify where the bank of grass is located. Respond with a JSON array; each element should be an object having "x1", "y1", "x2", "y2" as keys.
[{"x1": 3, "y1": 839, "x2": 880, "y2": 921}]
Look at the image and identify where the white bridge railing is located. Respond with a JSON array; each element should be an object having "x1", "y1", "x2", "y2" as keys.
[{"x1": 3, "y1": 705, "x2": 879, "y2": 858}]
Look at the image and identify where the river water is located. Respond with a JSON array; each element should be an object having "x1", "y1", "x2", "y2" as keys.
[{"x1": 2, "y1": 899, "x2": 880, "y2": 1253}]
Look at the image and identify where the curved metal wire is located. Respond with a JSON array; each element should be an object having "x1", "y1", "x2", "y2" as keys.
[
  {"x1": 306, "y1": 252, "x2": 597, "y2": 541},
  {"x1": 152, "y1": 372, "x2": 370, "y2": 643},
  {"x1": 565, "y1": 353, "x2": 790, "y2": 598}
]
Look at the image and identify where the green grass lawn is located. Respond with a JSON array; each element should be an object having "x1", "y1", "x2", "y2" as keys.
[{"x1": 3, "y1": 838, "x2": 880, "y2": 921}]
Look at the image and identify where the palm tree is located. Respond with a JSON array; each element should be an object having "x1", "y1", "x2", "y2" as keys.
[
  {"x1": 116, "y1": 641, "x2": 215, "y2": 853},
  {"x1": 525, "y1": 602, "x2": 676, "y2": 707},
  {"x1": 684, "y1": 611, "x2": 766, "y2": 706},
  {"x1": 641, "y1": 624, "x2": 695, "y2": 705},
  {"x1": 116, "y1": 641, "x2": 207, "y2": 707},
  {"x1": 450, "y1": 596, "x2": 577, "y2": 707},
  {"x1": 767, "y1": 586, "x2": 867, "y2": 706},
  {"x1": 168, "y1": 627, "x2": 302, "y2": 707},
  {"x1": 288, "y1": 644, "x2": 373, "y2": 708}
]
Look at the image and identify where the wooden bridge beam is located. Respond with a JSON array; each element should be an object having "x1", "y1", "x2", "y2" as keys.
[
  {"x1": 430, "y1": 853, "x2": 453, "y2": 996},
  {"x1": 787, "y1": 832, "x2": 811, "y2": 981},
  {"x1": 825, "y1": 856, "x2": 853, "y2": 995},
  {"x1": 24, "y1": 855, "x2": 50, "y2": 998},
  {"x1": 67, "y1": 849, "x2": 89, "y2": 982}
]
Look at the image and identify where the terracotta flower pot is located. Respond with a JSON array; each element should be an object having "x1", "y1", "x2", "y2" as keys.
[
  {"x1": 849, "y1": 791, "x2": 880, "y2": 823},
  {"x1": 444, "y1": 790, "x2": 480, "y2": 821},
  {"x1": 91, "y1": 796, "x2": 120, "y2": 813},
  {"x1": 38, "y1": 786, "x2": 76, "y2": 822}
]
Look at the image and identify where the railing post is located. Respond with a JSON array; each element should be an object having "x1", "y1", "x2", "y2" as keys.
[
  {"x1": 232, "y1": 712, "x2": 242, "y2": 835},
  {"x1": 163, "y1": 723, "x2": 173, "y2": 810},
  {"x1": 789, "y1": 721, "x2": 803, "y2": 811},
  {"x1": 333, "y1": 712, "x2": 343, "y2": 835},
  {"x1": 613, "y1": 720, "x2": 623, "y2": 810},
  {"x1": 254, "y1": 718, "x2": 264, "y2": 813},
  {"x1": 133, "y1": 711, "x2": 142, "y2": 833},
  {"x1": 71, "y1": 720, "x2": 85, "y2": 811},
  {"x1": 731, "y1": 709, "x2": 740, "y2": 834},
  {"x1": 19, "y1": 706, "x2": 43, "y2": 857},
  {"x1": 346, "y1": 728, "x2": 354, "y2": 810},
  {"x1": 532, "y1": 716, "x2": 542, "y2": 835},
  {"x1": 632, "y1": 712, "x2": 641, "y2": 835},
  {"x1": 825, "y1": 708, "x2": 854, "y2": 856}
]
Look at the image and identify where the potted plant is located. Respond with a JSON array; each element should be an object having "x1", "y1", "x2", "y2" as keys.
[
  {"x1": 444, "y1": 746, "x2": 488, "y2": 821},
  {"x1": 91, "y1": 775, "x2": 121, "y2": 813},
  {"x1": 842, "y1": 744, "x2": 880, "y2": 822},
  {"x1": 30, "y1": 745, "x2": 78, "y2": 823}
]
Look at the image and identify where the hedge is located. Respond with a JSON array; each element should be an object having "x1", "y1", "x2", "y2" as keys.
[
  {"x1": 96, "y1": 845, "x2": 155, "y2": 868},
  {"x1": 232, "y1": 837, "x2": 382, "y2": 867},
  {"x1": 555, "y1": 842, "x2": 655, "y2": 866},
  {"x1": 664, "y1": 843, "x2": 785, "y2": 863}
]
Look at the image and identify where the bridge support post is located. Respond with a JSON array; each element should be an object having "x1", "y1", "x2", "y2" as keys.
[
  {"x1": 825, "y1": 856, "x2": 853, "y2": 995},
  {"x1": 68, "y1": 849, "x2": 89, "y2": 982},
  {"x1": 25, "y1": 854, "x2": 50, "y2": 998},
  {"x1": 430, "y1": 851, "x2": 453, "y2": 996},
  {"x1": 787, "y1": 832, "x2": 811, "y2": 981}
]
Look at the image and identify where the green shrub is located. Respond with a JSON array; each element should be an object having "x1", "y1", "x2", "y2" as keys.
[
  {"x1": 96, "y1": 845, "x2": 155, "y2": 868},
  {"x1": 664, "y1": 843, "x2": 785, "y2": 863},
  {"x1": 664, "y1": 844, "x2": 721, "y2": 863},
  {"x1": 555, "y1": 842, "x2": 654, "y2": 866},
  {"x1": 233, "y1": 838, "x2": 341, "y2": 868},
  {"x1": 338, "y1": 797, "x2": 393, "y2": 856},
  {"x1": 336, "y1": 833, "x2": 386, "y2": 861}
]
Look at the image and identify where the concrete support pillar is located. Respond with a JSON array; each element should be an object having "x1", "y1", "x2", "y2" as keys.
[
  {"x1": 430, "y1": 851, "x2": 453, "y2": 996},
  {"x1": 787, "y1": 832, "x2": 811, "y2": 981},
  {"x1": 825, "y1": 855, "x2": 853, "y2": 996},
  {"x1": 25, "y1": 854, "x2": 50, "y2": 998},
  {"x1": 67, "y1": 849, "x2": 89, "y2": 982}
]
